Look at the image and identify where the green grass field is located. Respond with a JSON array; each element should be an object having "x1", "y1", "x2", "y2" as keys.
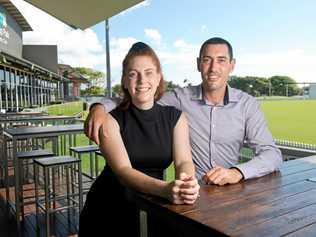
[
  {"x1": 44, "y1": 101, "x2": 105, "y2": 172},
  {"x1": 46, "y1": 101, "x2": 84, "y2": 116},
  {"x1": 261, "y1": 99, "x2": 316, "y2": 144},
  {"x1": 45, "y1": 99, "x2": 316, "y2": 181}
]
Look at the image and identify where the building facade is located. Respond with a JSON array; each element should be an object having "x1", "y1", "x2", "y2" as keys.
[
  {"x1": 0, "y1": 0, "x2": 68, "y2": 112},
  {"x1": 58, "y1": 64, "x2": 88, "y2": 99}
]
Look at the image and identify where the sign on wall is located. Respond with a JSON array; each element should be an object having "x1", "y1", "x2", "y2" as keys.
[{"x1": 0, "y1": 11, "x2": 10, "y2": 45}]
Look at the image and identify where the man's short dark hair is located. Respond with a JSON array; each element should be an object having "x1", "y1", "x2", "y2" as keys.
[{"x1": 199, "y1": 37, "x2": 233, "y2": 60}]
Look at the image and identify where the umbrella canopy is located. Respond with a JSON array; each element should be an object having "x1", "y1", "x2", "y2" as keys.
[{"x1": 24, "y1": 0, "x2": 144, "y2": 29}]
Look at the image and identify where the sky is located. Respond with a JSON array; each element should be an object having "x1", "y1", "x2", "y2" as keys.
[{"x1": 11, "y1": 0, "x2": 316, "y2": 87}]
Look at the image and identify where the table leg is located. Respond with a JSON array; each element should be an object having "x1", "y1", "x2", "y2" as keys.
[{"x1": 13, "y1": 138, "x2": 21, "y2": 228}]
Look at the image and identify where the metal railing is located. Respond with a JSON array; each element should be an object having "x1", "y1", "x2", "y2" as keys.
[
  {"x1": 240, "y1": 139, "x2": 316, "y2": 162},
  {"x1": 275, "y1": 139, "x2": 316, "y2": 151}
]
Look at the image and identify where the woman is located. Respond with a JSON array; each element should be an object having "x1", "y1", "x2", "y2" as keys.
[{"x1": 79, "y1": 42, "x2": 199, "y2": 236}]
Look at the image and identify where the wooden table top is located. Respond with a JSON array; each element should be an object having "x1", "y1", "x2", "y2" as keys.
[{"x1": 134, "y1": 156, "x2": 316, "y2": 237}]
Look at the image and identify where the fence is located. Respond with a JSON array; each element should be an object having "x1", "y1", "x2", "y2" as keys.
[{"x1": 240, "y1": 139, "x2": 316, "y2": 162}]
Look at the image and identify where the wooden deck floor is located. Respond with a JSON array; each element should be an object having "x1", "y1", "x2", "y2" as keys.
[
  {"x1": 0, "y1": 197, "x2": 79, "y2": 237},
  {"x1": 0, "y1": 170, "x2": 92, "y2": 237}
]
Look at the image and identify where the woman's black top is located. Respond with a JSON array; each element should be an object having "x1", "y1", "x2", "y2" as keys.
[
  {"x1": 79, "y1": 103, "x2": 181, "y2": 236},
  {"x1": 110, "y1": 103, "x2": 181, "y2": 178}
]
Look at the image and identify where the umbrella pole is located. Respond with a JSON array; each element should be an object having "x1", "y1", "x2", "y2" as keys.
[{"x1": 105, "y1": 19, "x2": 111, "y2": 98}]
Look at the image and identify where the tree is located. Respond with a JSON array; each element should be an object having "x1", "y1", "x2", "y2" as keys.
[
  {"x1": 165, "y1": 80, "x2": 180, "y2": 92},
  {"x1": 269, "y1": 76, "x2": 301, "y2": 96},
  {"x1": 112, "y1": 84, "x2": 122, "y2": 97},
  {"x1": 229, "y1": 76, "x2": 269, "y2": 97},
  {"x1": 229, "y1": 75, "x2": 302, "y2": 97},
  {"x1": 74, "y1": 67, "x2": 105, "y2": 87},
  {"x1": 81, "y1": 86, "x2": 105, "y2": 96}
]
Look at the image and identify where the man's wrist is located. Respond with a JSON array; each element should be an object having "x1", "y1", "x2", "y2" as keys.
[
  {"x1": 230, "y1": 167, "x2": 244, "y2": 181},
  {"x1": 89, "y1": 103, "x2": 105, "y2": 112}
]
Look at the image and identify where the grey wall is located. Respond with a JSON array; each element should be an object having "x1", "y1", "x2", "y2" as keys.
[
  {"x1": 0, "y1": 5, "x2": 23, "y2": 58},
  {"x1": 23, "y1": 45, "x2": 58, "y2": 73}
]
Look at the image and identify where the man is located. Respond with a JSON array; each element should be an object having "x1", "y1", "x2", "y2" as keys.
[{"x1": 85, "y1": 37, "x2": 282, "y2": 185}]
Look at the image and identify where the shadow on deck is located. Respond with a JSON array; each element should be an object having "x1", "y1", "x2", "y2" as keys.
[{"x1": 0, "y1": 177, "x2": 88, "y2": 237}]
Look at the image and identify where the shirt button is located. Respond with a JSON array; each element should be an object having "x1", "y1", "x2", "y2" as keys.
[{"x1": 212, "y1": 124, "x2": 215, "y2": 128}]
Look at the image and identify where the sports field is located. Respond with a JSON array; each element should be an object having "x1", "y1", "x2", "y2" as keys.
[
  {"x1": 46, "y1": 99, "x2": 316, "y2": 144},
  {"x1": 260, "y1": 99, "x2": 316, "y2": 144},
  {"x1": 45, "y1": 99, "x2": 316, "y2": 180}
]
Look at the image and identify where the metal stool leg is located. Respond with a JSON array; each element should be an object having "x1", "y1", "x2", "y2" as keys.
[
  {"x1": 25, "y1": 158, "x2": 29, "y2": 182},
  {"x1": 66, "y1": 164, "x2": 71, "y2": 225},
  {"x1": 89, "y1": 153, "x2": 94, "y2": 178},
  {"x1": 78, "y1": 161, "x2": 83, "y2": 212},
  {"x1": 52, "y1": 167, "x2": 56, "y2": 211},
  {"x1": 63, "y1": 135, "x2": 66, "y2": 155},
  {"x1": 34, "y1": 163, "x2": 40, "y2": 233},
  {"x1": 70, "y1": 162, "x2": 75, "y2": 209},
  {"x1": 73, "y1": 134, "x2": 77, "y2": 147},
  {"x1": 18, "y1": 158, "x2": 25, "y2": 222},
  {"x1": 44, "y1": 167, "x2": 50, "y2": 237},
  {"x1": 95, "y1": 154, "x2": 99, "y2": 178},
  {"x1": 4, "y1": 140, "x2": 10, "y2": 202}
]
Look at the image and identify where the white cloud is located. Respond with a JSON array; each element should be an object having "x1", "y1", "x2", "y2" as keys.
[
  {"x1": 145, "y1": 29, "x2": 161, "y2": 44},
  {"x1": 173, "y1": 39, "x2": 197, "y2": 52},
  {"x1": 236, "y1": 49, "x2": 316, "y2": 83},
  {"x1": 156, "y1": 40, "x2": 200, "y2": 86},
  {"x1": 134, "y1": 0, "x2": 151, "y2": 8},
  {"x1": 110, "y1": 37, "x2": 138, "y2": 68},
  {"x1": 117, "y1": 0, "x2": 151, "y2": 16},
  {"x1": 11, "y1": 0, "x2": 106, "y2": 69}
]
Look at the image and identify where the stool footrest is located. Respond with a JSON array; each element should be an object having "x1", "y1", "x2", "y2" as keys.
[
  {"x1": 17, "y1": 149, "x2": 54, "y2": 159},
  {"x1": 70, "y1": 145, "x2": 99, "y2": 153}
]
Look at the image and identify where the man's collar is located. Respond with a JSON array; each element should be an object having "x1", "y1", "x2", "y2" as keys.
[
  {"x1": 226, "y1": 85, "x2": 239, "y2": 104},
  {"x1": 191, "y1": 84, "x2": 239, "y2": 105}
]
